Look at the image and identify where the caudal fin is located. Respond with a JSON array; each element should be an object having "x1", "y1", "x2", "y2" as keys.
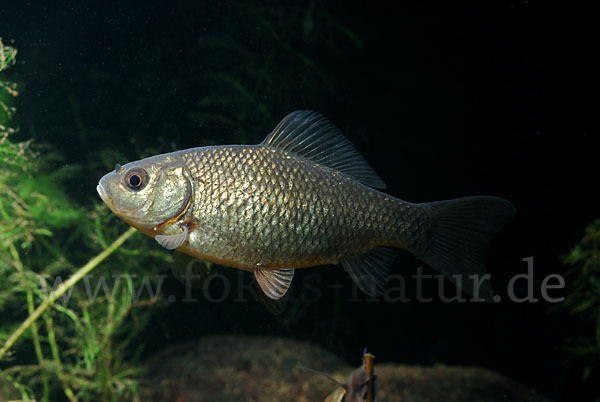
[{"x1": 419, "y1": 196, "x2": 515, "y2": 301}]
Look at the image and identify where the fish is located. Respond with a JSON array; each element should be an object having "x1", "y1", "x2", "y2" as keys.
[{"x1": 96, "y1": 110, "x2": 515, "y2": 300}]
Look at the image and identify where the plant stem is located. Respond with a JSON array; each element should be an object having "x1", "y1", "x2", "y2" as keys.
[
  {"x1": 101, "y1": 283, "x2": 117, "y2": 401},
  {"x1": 0, "y1": 227, "x2": 137, "y2": 360},
  {"x1": 45, "y1": 316, "x2": 77, "y2": 402},
  {"x1": 8, "y1": 241, "x2": 50, "y2": 401}
]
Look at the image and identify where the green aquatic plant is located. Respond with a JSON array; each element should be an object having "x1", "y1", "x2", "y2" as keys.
[
  {"x1": 560, "y1": 219, "x2": 600, "y2": 399},
  {"x1": 0, "y1": 39, "x2": 168, "y2": 402},
  {"x1": 0, "y1": 37, "x2": 18, "y2": 129},
  {"x1": 0, "y1": 39, "x2": 17, "y2": 72}
]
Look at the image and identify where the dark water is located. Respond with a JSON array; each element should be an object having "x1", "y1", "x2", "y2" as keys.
[{"x1": 0, "y1": 1, "x2": 596, "y2": 400}]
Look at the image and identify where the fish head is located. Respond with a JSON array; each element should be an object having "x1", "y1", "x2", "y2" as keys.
[{"x1": 96, "y1": 154, "x2": 193, "y2": 231}]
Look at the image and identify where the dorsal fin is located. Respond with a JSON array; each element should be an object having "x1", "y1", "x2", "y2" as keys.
[{"x1": 261, "y1": 111, "x2": 386, "y2": 189}]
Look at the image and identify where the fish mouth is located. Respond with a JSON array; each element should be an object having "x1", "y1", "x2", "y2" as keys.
[
  {"x1": 96, "y1": 181, "x2": 123, "y2": 215},
  {"x1": 96, "y1": 181, "x2": 110, "y2": 204},
  {"x1": 96, "y1": 182, "x2": 109, "y2": 202}
]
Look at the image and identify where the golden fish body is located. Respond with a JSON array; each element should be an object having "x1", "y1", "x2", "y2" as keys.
[
  {"x1": 177, "y1": 145, "x2": 425, "y2": 270},
  {"x1": 97, "y1": 111, "x2": 514, "y2": 300}
]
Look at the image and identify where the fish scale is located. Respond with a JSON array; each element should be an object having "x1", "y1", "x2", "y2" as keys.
[{"x1": 179, "y1": 145, "x2": 422, "y2": 270}]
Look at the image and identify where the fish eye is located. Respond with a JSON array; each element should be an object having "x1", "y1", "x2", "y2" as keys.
[{"x1": 124, "y1": 168, "x2": 148, "y2": 191}]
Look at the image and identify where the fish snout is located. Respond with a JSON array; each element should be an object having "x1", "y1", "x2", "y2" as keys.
[{"x1": 96, "y1": 181, "x2": 110, "y2": 203}]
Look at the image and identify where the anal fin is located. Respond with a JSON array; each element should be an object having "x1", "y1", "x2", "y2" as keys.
[
  {"x1": 254, "y1": 268, "x2": 294, "y2": 300},
  {"x1": 341, "y1": 247, "x2": 398, "y2": 296}
]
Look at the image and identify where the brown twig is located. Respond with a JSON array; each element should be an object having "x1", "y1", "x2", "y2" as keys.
[{"x1": 364, "y1": 352, "x2": 375, "y2": 402}]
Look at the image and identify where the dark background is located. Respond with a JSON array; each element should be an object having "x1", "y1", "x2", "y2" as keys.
[{"x1": 1, "y1": 0, "x2": 597, "y2": 400}]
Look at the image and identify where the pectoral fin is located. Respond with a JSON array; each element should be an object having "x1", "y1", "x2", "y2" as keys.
[
  {"x1": 254, "y1": 268, "x2": 294, "y2": 300},
  {"x1": 155, "y1": 224, "x2": 189, "y2": 250}
]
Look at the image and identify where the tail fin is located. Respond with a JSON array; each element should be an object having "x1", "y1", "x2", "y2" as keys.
[{"x1": 419, "y1": 196, "x2": 515, "y2": 301}]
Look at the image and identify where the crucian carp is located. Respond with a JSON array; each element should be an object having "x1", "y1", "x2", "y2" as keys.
[{"x1": 97, "y1": 111, "x2": 515, "y2": 300}]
